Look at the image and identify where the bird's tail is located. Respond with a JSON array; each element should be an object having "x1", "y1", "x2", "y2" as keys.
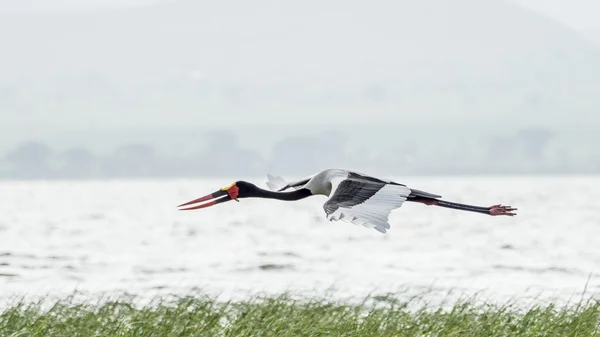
[{"x1": 408, "y1": 188, "x2": 442, "y2": 199}]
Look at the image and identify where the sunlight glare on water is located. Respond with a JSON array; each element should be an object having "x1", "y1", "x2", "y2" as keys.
[{"x1": 1, "y1": 176, "x2": 599, "y2": 305}]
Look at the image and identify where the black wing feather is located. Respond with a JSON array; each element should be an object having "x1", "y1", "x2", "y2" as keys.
[{"x1": 323, "y1": 178, "x2": 386, "y2": 216}]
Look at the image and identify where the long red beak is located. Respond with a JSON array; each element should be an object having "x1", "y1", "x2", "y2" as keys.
[{"x1": 177, "y1": 189, "x2": 231, "y2": 210}]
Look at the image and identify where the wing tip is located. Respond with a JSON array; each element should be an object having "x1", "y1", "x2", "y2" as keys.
[{"x1": 266, "y1": 173, "x2": 289, "y2": 191}]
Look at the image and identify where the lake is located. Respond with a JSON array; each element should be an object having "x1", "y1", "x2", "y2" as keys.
[{"x1": 1, "y1": 175, "x2": 599, "y2": 306}]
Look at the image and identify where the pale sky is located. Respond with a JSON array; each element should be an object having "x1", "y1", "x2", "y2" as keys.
[
  {"x1": 1, "y1": 0, "x2": 598, "y2": 30},
  {"x1": 513, "y1": 0, "x2": 600, "y2": 31},
  {"x1": 0, "y1": 0, "x2": 599, "y2": 149},
  {"x1": 0, "y1": 0, "x2": 167, "y2": 12}
]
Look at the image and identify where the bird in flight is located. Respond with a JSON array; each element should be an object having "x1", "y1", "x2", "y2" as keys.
[{"x1": 177, "y1": 169, "x2": 517, "y2": 233}]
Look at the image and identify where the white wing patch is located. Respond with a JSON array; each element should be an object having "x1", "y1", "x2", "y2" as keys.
[{"x1": 325, "y1": 177, "x2": 411, "y2": 233}]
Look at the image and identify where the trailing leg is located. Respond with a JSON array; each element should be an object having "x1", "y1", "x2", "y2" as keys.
[{"x1": 407, "y1": 196, "x2": 517, "y2": 216}]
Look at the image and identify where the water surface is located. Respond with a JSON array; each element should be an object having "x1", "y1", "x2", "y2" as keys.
[{"x1": 1, "y1": 176, "x2": 599, "y2": 305}]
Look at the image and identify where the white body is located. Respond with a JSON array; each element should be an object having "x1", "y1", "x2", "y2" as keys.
[{"x1": 266, "y1": 169, "x2": 412, "y2": 233}]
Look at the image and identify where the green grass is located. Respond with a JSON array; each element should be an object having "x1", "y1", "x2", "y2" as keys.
[{"x1": 1, "y1": 292, "x2": 600, "y2": 337}]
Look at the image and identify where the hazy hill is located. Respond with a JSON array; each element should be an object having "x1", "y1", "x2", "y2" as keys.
[{"x1": 1, "y1": 0, "x2": 600, "y2": 136}]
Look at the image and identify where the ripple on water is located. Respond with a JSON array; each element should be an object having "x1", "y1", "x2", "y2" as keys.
[
  {"x1": 257, "y1": 251, "x2": 303, "y2": 259},
  {"x1": 259, "y1": 264, "x2": 295, "y2": 271},
  {"x1": 84, "y1": 213, "x2": 106, "y2": 221},
  {"x1": 492, "y1": 264, "x2": 597, "y2": 277},
  {"x1": 233, "y1": 264, "x2": 296, "y2": 272},
  {"x1": 0, "y1": 252, "x2": 37, "y2": 259},
  {"x1": 47, "y1": 255, "x2": 72, "y2": 261},
  {"x1": 135, "y1": 267, "x2": 189, "y2": 275},
  {"x1": 19, "y1": 265, "x2": 52, "y2": 270}
]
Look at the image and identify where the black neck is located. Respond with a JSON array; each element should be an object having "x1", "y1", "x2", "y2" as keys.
[{"x1": 253, "y1": 187, "x2": 313, "y2": 201}]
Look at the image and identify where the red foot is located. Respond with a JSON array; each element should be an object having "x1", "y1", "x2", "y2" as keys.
[{"x1": 489, "y1": 204, "x2": 517, "y2": 216}]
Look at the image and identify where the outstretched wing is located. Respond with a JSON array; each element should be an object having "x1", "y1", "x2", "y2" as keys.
[
  {"x1": 266, "y1": 174, "x2": 292, "y2": 191},
  {"x1": 323, "y1": 175, "x2": 411, "y2": 233},
  {"x1": 266, "y1": 173, "x2": 313, "y2": 192}
]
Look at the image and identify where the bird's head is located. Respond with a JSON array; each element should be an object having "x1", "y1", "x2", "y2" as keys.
[{"x1": 177, "y1": 180, "x2": 259, "y2": 210}]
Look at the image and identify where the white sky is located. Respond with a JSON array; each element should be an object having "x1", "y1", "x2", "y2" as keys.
[
  {"x1": 0, "y1": 0, "x2": 599, "y2": 145},
  {"x1": 1, "y1": 0, "x2": 598, "y2": 31},
  {"x1": 0, "y1": 0, "x2": 169, "y2": 12},
  {"x1": 513, "y1": 0, "x2": 600, "y2": 31}
]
